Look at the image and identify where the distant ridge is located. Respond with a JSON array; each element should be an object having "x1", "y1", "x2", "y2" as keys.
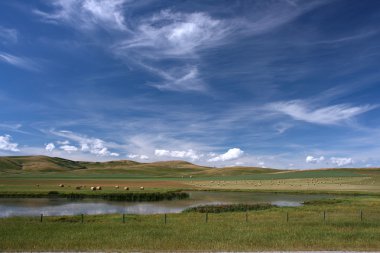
[
  {"x1": 0, "y1": 156, "x2": 86, "y2": 172},
  {"x1": 1, "y1": 156, "x2": 379, "y2": 174},
  {"x1": 0, "y1": 155, "x2": 276, "y2": 176}
]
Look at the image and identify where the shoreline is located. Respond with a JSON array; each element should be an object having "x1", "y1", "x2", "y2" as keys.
[{"x1": 0, "y1": 191, "x2": 189, "y2": 201}]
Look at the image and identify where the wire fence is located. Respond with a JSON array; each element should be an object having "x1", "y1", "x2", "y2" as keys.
[{"x1": 32, "y1": 209, "x2": 380, "y2": 224}]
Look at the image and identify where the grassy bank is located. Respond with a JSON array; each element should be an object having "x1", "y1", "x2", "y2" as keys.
[
  {"x1": 0, "y1": 190, "x2": 189, "y2": 201},
  {"x1": 1, "y1": 196, "x2": 380, "y2": 251},
  {"x1": 183, "y1": 203, "x2": 274, "y2": 213}
]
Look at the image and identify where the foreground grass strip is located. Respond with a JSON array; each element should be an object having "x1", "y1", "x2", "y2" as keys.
[{"x1": 1, "y1": 197, "x2": 380, "y2": 251}]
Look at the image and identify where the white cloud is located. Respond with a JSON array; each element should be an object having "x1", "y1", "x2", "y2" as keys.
[
  {"x1": 34, "y1": 0, "x2": 127, "y2": 31},
  {"x1": 80, "y1": 138, "x2": 119, "y2": 157},
  {"x1": 113, "y1": 10, "x2": 231, "y2": 92},
  {"x1": 306, "y1": 155, "x2": 325, "y2": 164},
  {"x1": 0, "y1": 52, "x2": 40, "y2": 71},
  {"x1": 274, "y1": 122, "x2": 292, "y2": 134},
  {"x1": 59, "y1": 145, "x2": 78, "y2": 153},
  {"x1": 330, "y1": 157, "x2": 353, "y2": 167},
  {"x1": 33, "y1": 1, "x2": 327, "y2": 94},
  {"x1": 208, "y1": 148, "x2": 244, "y2": 162},
  {"x1": 0, "y1": 135, "x2": 20, "y2": 152},
  {"x1": 147, "y1": 65, "x2": 206, "y2": 92},
  {"x1": 0, "y1": 26, "x2": 18, "y2": 43},
  {"x1": 154, "y1": 149, "x2": 170, "y2": 156},
  {"x1": 45, "y1": 143, "x2": 55, "y2": 152},
  {"x1": 154, "y1": 149, "x2": 201, "y2": 160},
  {"x1": 305, "y1": 156, "x2": 353, "y2": 167},
  {"x1": 139, "y1": 155, "x2": 149, "y2": 160},
  {"x1": 267, "y1": 100, "x2": 375, "y2": 125},
  {"x1": 119, "y1": 10, "x2": 229, "y2": 57},
  {"x1": 128, "y1": 154, "x2": 148, "y2": 160},
  {"x1": 57, "y1": 140, "x2": 70, "y2": 145},
  {"x1": 51, "y1": 130, "x2": 119, "y2": 157},
  {"x1": 258, "y1": 161, "x2": 266, "y2": 168}
]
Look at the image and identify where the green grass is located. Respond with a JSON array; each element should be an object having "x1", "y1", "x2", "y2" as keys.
[
  {"x1": 1, "y1": 196, "x2": 380, "y2": 251},
  {"x1": 0, "y1": 190, "x2": 189, "y2": 201},
  {"x1": 188, "y1": 169, "x2": 367, "y2": 181},
  {"x1": 0, "y1": 168, "x2": 371, "y2": 180},
  {"x1": 183, "y1": 203, "x2": 273, "y2": 213}
]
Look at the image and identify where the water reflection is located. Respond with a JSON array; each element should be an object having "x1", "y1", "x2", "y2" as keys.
[{"x1": 0, "y1": 191, "x2": 338, "y2": 217}]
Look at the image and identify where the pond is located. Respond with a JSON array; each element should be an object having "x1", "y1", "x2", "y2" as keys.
[{"x1": 0, "y1": 191, "x2": 341, "y2": 217}]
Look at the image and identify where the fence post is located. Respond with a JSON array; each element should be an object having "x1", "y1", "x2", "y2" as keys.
[
  {"x1": 81, "y1": 213, "x2": 84, "y2": 223},
  {"x1": 205, "y1": 212, "x2": 208, "y2": 223},
  {"x1": 286, "y1": 212, "x2": 289, "y2": 222},
  {"x1": 360, "y1": 210, "x2": 363, "y2": 222},
  {"x1": 323, "y1": 211, "x2": 326, "y2": 222},
  {"x1": 164, "y1": 213, "x2": 167, "y2": 224},
  {"x1": 40, "y1": 214, "x2": 43, "y2": 222},
  {"x1": 123, "y1": 213, "x2": 125, "y2": 223},
  {"x1": 245, "y1": 211, "x2": 248, "y2": 222}
]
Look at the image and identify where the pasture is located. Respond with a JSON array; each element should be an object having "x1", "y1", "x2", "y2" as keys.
[
  {"x1": 1, "y1": 196, "x2": 380, "y2": 251},
  {"x1": 1, "y1": 168, "x2": 379, "y2": 195},
  {"x1": 1, "y1": 156, "x2": 379, "y2": 196},
  {"x1": 1, "y1": 156, "x2": 380, "y2": 251}
]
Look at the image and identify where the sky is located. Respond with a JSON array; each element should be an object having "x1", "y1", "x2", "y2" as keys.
[{"x1": 1, "y1": 0, "x2": 380, "y2": 169}]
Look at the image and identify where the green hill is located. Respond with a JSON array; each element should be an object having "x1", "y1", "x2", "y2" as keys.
[
  {"x1": 0, "y1": 156, "x2": 276, "y2": 177},
  {"x1": 1, "y1": 155, "x2": 378, "y2": 179},
  {"x1": 0, "y1": 156, "x2": 86, "y2": 172}
]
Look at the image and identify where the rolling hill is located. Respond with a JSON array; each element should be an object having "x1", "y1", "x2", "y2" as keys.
[
  {"x1": 0, "y1": 155, "x2": 276, "y2": 177},
  {"x1": 1, "y1": 156, "x2": 378, "y2": 179},
  {"x1": 0, "y1": 156, "x2": 86, "y2": 172}
]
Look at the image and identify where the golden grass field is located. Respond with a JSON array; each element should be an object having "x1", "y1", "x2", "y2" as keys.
[
  {"x1": 187, "y1": 176, "x2": 380, "y2": 193},
  {"x1": 0, "y1": 155, "x2": 379, "y2": 195}
]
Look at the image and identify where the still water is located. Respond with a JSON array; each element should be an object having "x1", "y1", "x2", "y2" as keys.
[{"x1": 0, "y1": 191, "x2": 339, "y2": 217}]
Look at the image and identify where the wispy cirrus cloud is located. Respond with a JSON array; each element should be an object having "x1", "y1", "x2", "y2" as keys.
[
  {"x1": 113, "y1": 9, "x2": 231, "y2": 92},
  {"x1": 0, "y1": 52, "x2": 40, "y2": 71},
  {"x1": 142, "y1": 65, "x2": 206, "y2": 92},
  {"x1": 0, "y1": 26, "x2": 18, "y2": 43},
  {"x1": 113, "y1": 1, "x2": 325, "y2": 92},
  {"x1": 116, "y1": 10, "x2": 229, "y2": 58},
  {"x1": 310, "y1": 30, "x2": 378, "y2": 45},
  {"x1": 34, "y1": 0, "x2": 329, "y2": 93},
  {"x1": 267, "y1": 100, "x2": 376, "y2": 125},
  {"x1": 0, "y1": 123, "x2": 22, "y2": 130},
  {"x1": 34, "y1": 0, "x2": 128, "y2": 31}
]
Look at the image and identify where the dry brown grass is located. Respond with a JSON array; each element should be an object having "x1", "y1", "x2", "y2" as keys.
[{"x1": 186, "y1": 177, "x2": 380, "y2": 193}]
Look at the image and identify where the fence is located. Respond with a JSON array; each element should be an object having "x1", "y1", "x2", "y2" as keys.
[{"x1": 34, "y1": 209, "x2": 380, "y2": 224}]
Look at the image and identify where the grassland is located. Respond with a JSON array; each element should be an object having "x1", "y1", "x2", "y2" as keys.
[
  {"x1": 1, "y1": 155, "x2": 380, "y2": 195},
  {"x1": 1, "y1": 156, "x2": 380, "y2": 251},
  {"x1": 1, "y1": 196, "x2": 380, "y2": 251}
]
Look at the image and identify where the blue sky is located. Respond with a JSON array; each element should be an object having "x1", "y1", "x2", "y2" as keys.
[{"x1": 1, "y1": 0, "x2": 380, "y2": 169}]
